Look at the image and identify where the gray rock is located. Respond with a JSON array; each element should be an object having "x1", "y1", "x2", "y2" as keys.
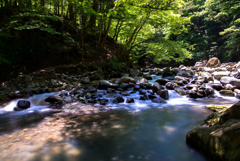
[
  {"x1": 165, "y1": 82, "x2": 175, "y2": 90},
  {"x1": 194, "y1": 62, "x2": 205, "y2": 67},
  {"x1": 120, "y1": 83, "x2": 129, "y2": 89},
  {"x1": 134, "y1": 77, "x2": 148, "y2": 84},
  {"x1": 118, "y1": 77, "x2": 136, "y2": 84},
  {"x1": 99, "y1": 80, "x2": 119, "y2": 89},
  {"x1": 126, "y1": 98, "x2": 134, "y2": 103},
  {"x1": 212, "y1": 71, "x2": 230, "y2": 80},
  {"x1": 45, "y1": 95, "x2": 62, "y2": 103},
  {"x1": 220, "y1": 76, "x2": 240, "y2": 88},
  {"x1": 211, "y1": 83, "x2": 224, "y2": 91},
  {"x1": 160, "y1": 90, "x2": 169, "y2": 100},
  {"x1": 152, "y1": 82, "x2": 162, "y2": 94},
  {"x1": 177, "y1": 71, "x2": 192, "y2": 78},
  {"x1": 156, "y1": 78, "x2": 170, "y2": 85},
  {"x1": 205, "y1": 57, "x2": 221, "y2": 68}
]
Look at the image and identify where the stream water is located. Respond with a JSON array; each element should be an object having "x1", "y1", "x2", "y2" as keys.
[{"x1": 0, "y1": 76, "x2": 238, "y2": 161}]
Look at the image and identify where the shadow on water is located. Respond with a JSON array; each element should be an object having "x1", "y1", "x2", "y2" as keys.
[
  {"x1": 28, "y1": 107, "x2": 210, "y2": 161},
  {"x1": 0, "y1": 110, "x2": 59, "y2": 133}
]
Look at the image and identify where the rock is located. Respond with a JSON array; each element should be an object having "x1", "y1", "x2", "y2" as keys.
[
  {"x1": 98, "y1": 80, "x2": 119, "y2": 89},
  {"x1": 205, "y1": 87, "x2": 215, "y2": 96},
  {"x1": 156, "y1": 78, "x2": 170, "y2": 85},
  {"x1": 199, "y1": 72, "x2": 214, "y2": 82},
  {"x1": 118, "y1": 77, "x2": 136, "y2": 84},
  {"x1": 143, "y1": 74, "x2": 152, "y2": 80},
  {"x1": 202, "y1": 67, "x2": 215, "y2": 73},
  {"x1": 212, "y1": 71, "x2": 230, "y2": 80},
  {"x1": 220, "y1": 101, "x2": 240, "y2": 123},
  {"x1": 107, "y1": 88, "x2": 116, "y2": 93},
  {"x1": 14, "y1": 107, "x2": 24, "y2": 111},
  {"x1": 152, "y1": 97, "x2": 167, "y2": 103},
  {"x1": 134, "y1": 77, "x2": 148, "y2": 84},
  {"x1": 148, "y1": 94, "x2": 157, "y2": 99},
  {"x1": 129, "y1": 69, "x2": 140, "y2": 77},
  {"x1": 126, "y1": 98, "x2": 134, "y2": 103},
  {"x1": 175, "y1": 88, "x2": 187, "y2": 95},
  {"x1": 175, "y1": 76, "x2": 189, "y2": 83},
  {"x1": 205, "y1": 57, "x2": 221, "y2": 68},
  {"x1": 81, "y1": 77, "x2": 90, "y2": 84},
  {"x1": 160, "y1": 90, "x2": 169, "y2": 100},
  {"x1": 225, "y1": 84, "x2": 235, "y2": 91},
  {"x1": 177, "y1": 71, "x2": 192, "y2": 78},
  {"x1": 139, "y1": 96, "x2": 146, "y2": 100},
  {"x1": 88, "y1": 87, "x2": 97, "y2": 93},
  {"x1": 139, "y1": 89, "x2": 146, "y2": 95},
  {"x1": 45, "y1": 95, "x2": 62, "y2": 103},
  {"x1": 119, "y1": 83, "x2": 129, "y2": 89},
  {"x1": 188, "y1": 90, "x2": 198, "y2": 99},
  {"x1": 165, "y1": 82, "x2": 175, "y2": 90},
  {"x1": 219, "y1": 90, "x2": 234, "y2": 97},
  {"x1": 100, "y1": 99, "x2": 108, "y2": 105},
  {"x1": 152, "y1": 82, "x2": 162, "y2": 94},
  {"x1": 113, "y1": 96, "x2": 124, "y2": 103},
  {"x1": 220, "y1": 76, "x2": 240, "y2": 88},
  {"x1": 17, "y1": 100, "x2": 31, "y2": 109},
  {"x1": 134, "y1": 85, "x2": 141, "y2": 90},
  {"x1": 186, "y1": 119, "x2": 240, "y2": 161},
  {"x1": 211, "y1": 83, "x2": 224, "y2": 91},
  {"x1": 176, "y1": 80, "x2": 185, "y2": 86}
]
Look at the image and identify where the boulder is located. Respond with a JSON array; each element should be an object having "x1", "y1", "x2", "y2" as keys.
[
  {"x1": 177, "y1": 71, "x2": 192, "y2": 78},
  {"x1": 205, "y1": 57, "x2": 221, "y2": 68},
  {"x1": 194, "y1": 62, "x2": 205, "y2": 67},
  {"x1": 118, "y1": 77, "x2": 136, "y2": 84},
  {"x1": 45, "y1": 95, "x2": 62, "y2": 103},
  {"x1": 175, "y1": 88, "x2": 187, "y2": 95},
  {"x1": 219, "y1": 90, "x2": 235, "y2": 97},
  {"x1": 134, "y1": 77, "x2": 148, "y2": 84},
  {"x1": 113, "y1": 96, "x2": 124, "y2": 103},
  {"x1": 129, "y1": 69, "x2": 140, "y2": 77},
  {"x1": 165, "y1": 82, "x2": 175, "y2": 90},
  {"x1": 156, "y1": 78, "x2": 170, "y2": 85},
  {"x1": 159, "y1": 90, "x2": 169, "y2": 100},
  {"x1": 225, "y1": 84, "x2": 235, "y2": 91},
  {"x1": 126, "y1": 98, "x2": 134, "y2": 103},
  {"x1": 17, "y1": 100, "x2": 31, "y2": 109},
  {"x1": 98, "y1": 80, "x2": 119, "y2": 89},
  {"x1": 199, "y1": 72, "x2": 214, "y2": 82},
  {"x1": 212, "y1": 71, "x2": 230, "y2": 80},
  {"x1": 220, "y1": 76, "x2": 240, "y2": 88},
  {"x1": 188, "y1": 90, "x2": 198, "y2": 99},
  {"x1": 119, "y1": 83, "x2": 129, "y2": 89},
  {"x1": 152, "y1": 82, "x2": 162, "y2": 94},
  {"x1": 205, "y1": 87, "x2": 215, "y2": 96},
  {"x1": 100, "y1": 99, "x2": 108, "y2": 105},
  {"x1": 211, "y1": 83, "x2": 224, "y2": 91}
]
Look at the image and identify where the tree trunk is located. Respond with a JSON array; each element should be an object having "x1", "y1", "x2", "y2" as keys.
[{"x1": 87, "y1": 0, "x2": 98, "y2": 29}]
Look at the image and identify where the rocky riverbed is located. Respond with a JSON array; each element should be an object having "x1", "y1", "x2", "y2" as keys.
[{"x1": 0, "y1": 57, "x2": 240, "y2": 160}]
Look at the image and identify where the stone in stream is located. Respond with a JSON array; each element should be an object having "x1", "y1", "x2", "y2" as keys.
[
  {"x1": 143, "y1": 74, "x2": 152, "y2": 80},
  {"x1": 159, "y1": 90, "x2": 169, "y2": 100},
  {"x1": 8, "y1": 92, "x2": 24, "y2": 100},
  {"x1": 175, "y1": 88, "x2": 187, "y2": 95},
  {"x1": 152, "y1": 82, "x2": 162, "y2": 94},
  {"x1": 99, "y1": 99, "x2": 108, "y2": 105},
  {"x1": 219, "y1": 90, "x2": 235, "y2": 97},
  {"x1": 113, "y1": 96, "x2": 124, "y2": 103},
  {"x1": 121, "y1": 92, "x2": 130, "y2": 96},
  {"x1": 45, "y1": 95, "x2": 62, "y2": 103},
  {"x1": 220, "y1": 76, "x2": 240, "y2": 88},
  {"x1": 134, "y1": 77, "x2": 148, "y2": 84},
  {"x1": 188, "y1": 90, "x2": 198, "y2": 99},
  {"x1": 17, "y1": 100, "x2": 31, "y2": 109},
  {"x1": 129, "y1": 69, "x2": 140, "y2": 77},
  {"x1": 139, "y1": 89, "x2": 146, "y2": 95},
  {"x1": 212, "y1": 71, "x2": 230, "y2": 80},
  {"x1": 205, "y1": 87, "x2": 215, "y2": 96},
  {"x1": 118, "y1": 77, "x2": 136, "y2": 84},
  {"x1": 165, "y1": 82, "x2": 175, "y2": 90},
  {"x1": 139, "y1": 96, "x2": 146, "y2": 100},
  {"x1": 98, "y1": 80, "x2": 119, "y2": 89},
  {"x1": 211, "y1": 83, "x2": 224, "y2": 91},
  {"x1": 156, "y1": 78, "x2": 170, "y2": 85},
  {"x1": 177, "y1": 71, "x2": 192, "y2": 78},
  {"x1": 126, "y1": 98, "x2": 134, "y2": 103},
  {"x1": 119, "y1": 83, "x2": 129, "y2": 89}
]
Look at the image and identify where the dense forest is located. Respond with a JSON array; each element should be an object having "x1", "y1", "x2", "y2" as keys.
[{"x1": 0, "y1": 0, "x2": 239, "y2": 81}]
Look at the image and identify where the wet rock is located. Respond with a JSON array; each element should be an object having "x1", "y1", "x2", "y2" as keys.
[
  {"x1": 139, "y1": 89, "x2": 146, "y2": 95},
  {"x1": 177, "y1": 71, "x2": 192, "y2": 78},
  {"x1": 220, "y1": 76, "x2": 240, "y2": 88},
  {"x1": 126, "y1": 98, "x2": 134, "y2": 103},
  {"x1": 113, "y1": 96, "x2": 124, "y2": 103},
  {"x1": 116, "y1": 88, "x2": 124, "y2": 91},
  {"x1": 175, "y1": 88, "x2": 187, "y2": 95},
  {"x1": 156, "y1": 78, "x2": 170, "y2": 85},
  {"x1": 88, "y1": 87, "x2": 97, "y2": 93},
  {"x1": 205, "y1": 57, "x2": 221, "y2": 68},
  {"x1": 139, "y1": 96, "x2": 146, "y2": 100},
  {"x1": 225, "y1": 84, "x2": 235, "y2": 91},
  {"x1": 17, "y1": 100, "x2": 31, "y2": 109},
  {"x1": 100, "y1": 99, "x2": 108, "y2": 105},
  {"x1": 120, "y1": 83, "x2": 129, "y2": 89},
  {"x1": 98, "y1": 80, "x2": 119, "y2": 89},
  {"x1": 165, "y1": 82, "x2": 175, "y2": 90},
  {"x1": 45, "y1": 95, "x2": 62, "y2": 103},
  {"x1": 63, "y1": 96, "x2": 72, "y2": 103},
  {"x1": 148, "y1": 94, "x2": 157, "y2": 99},
  {"x1": 186, "y1": 84, "x2": 201, "y2": 90},
  {"x1": 199, "y1": 72, "x2": 214, "y2": 82},
  {"x1": 152, "y1": 82, "x2": 162, "y2": 94},
  {"x1": 212, "y1": 71, "x2": 230, "y2": 80},
  {"x1": 87, "y1": 99, "x2": 97, "y2": 104},
  {"x1": 134, "y1": 77, "x2": 148, "y2": 84},
  {"x1": 211, "y1": 83, "x2": 224, "y2": 91},
  {"x1": 160, "y1": 90, "x2": 169, "y2": 100},
  {"x1": 176, "y1": 81, "x2": 185, "y2": 86},
  {"x1": 143, "y1": 74, "x2": 152, "y2": 80},
  {"x1": 152, "y1": 97, "x2": 167, "y2": 103},
  {"x1": 129, "y1": 69, "x2": 140, "y2": 77},
  {"x1": 107, "y1": 88, "x2": 116, "y2": 93},
  {"x1": 14, "y1": 107, "x2": 24, "y2": 111},
  {"x1": 219, "y1": 90, "x2": 234, "y2": 97},
  {"x1": 130, "y1": 90, "x2": 137, "y2": 94},
  {"x1": 134, "y1": 85, "x2": 141, "y2": 90},
  {"x1": 205, "y1": 87, "x2": 215, "y2": 96},
  {"x1": 188, "y1": 90, "x2": 198, "y2": 99},
  {"x1": 118, "y1": 77, "x2": 136, "y2": 84}
]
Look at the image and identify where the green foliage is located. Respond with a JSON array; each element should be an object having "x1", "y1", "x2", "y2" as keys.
[{"x1": 108, "y1": 55, "x2": 125, "y2": 70}]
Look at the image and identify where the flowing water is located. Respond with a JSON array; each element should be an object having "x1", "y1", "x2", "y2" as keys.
[{"x1": 0, "y1": 76, "x2": 238, "y2": 161}]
